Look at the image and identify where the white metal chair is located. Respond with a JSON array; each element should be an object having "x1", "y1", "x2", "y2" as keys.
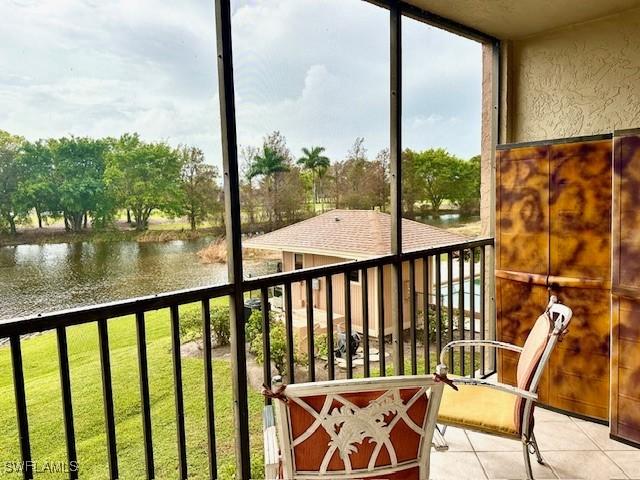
[
  {"x1": 435, "y1": 296, "x2": 572, "y2": 479},
  {"x1": 264, "y1": 375, "x2": 445, "y2": 480}
]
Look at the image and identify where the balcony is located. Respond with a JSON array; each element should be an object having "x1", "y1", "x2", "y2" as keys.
[
  {"x1": 3, "y1": 0, "x2": 640, "y2": 478},
  {"x1": 2, "y1": 237, "x2": 633, "y2": 479},
  {"x1": 1, "y1": 239, "x2": 495, "y2": 479}
]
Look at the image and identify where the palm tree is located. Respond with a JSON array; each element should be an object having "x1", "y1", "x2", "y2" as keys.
[
  {"x1": 247, "y1": 146, "x2": 289, "y2": 181},
  {"x1": 297, "y1": 146, "x2": 330, "y2": 208},
  {"x1": 247, "y1": 146, "x2": 289, "y2": 224}
]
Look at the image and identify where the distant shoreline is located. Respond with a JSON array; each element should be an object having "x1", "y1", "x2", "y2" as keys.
[{"x1": 0, "y1": 226, "x2": 221, "y2": 248}]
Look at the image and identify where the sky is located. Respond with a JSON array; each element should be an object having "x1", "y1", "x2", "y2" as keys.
[{"x1": 0, "y1": 0, "x2": 482, "y2": 169}]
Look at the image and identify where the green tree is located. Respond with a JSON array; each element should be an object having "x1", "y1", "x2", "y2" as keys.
[
  {"x1": 329, "y1": 138, "x2": 387, "y2": 211},
  {"x1": 373, "y1": 148, "x2": 390, "y2": 210},
  {"x1": 448, "y1": 155, "x2": 481, "y2": 215},
  {"x1": 0, "y1": 131, "x2": 27, "y2": 234},
  {"x1": 262, "y1": 130, "x2": 293, "y2": 164},
  {"x1": 402, "y1": 149, "x2": 426, "y2": 219},
  {"x1": 179, "y1": 147, "x2": 222, "y2": 231},
  {"x1": 297, "y1": 146, "x2": 330, "y2": 206},
  {"x1": 239, "y1": 146, "x2": 260, "y2": 228},
  {"x1": 17, "y1": 140, "x2": 58, "y2": 228},
  {"x1": 247, "y1": 145, "x2": 289, "y2": 180},
  {"x1": 247, "y1": 145, "x2": 289, "y2": 226},
  {"x1": 415, "y1": 148, "x2": 459, "y2": 216},
  {"x1": 274, "y1": 166, "x2": 310, "y2": 225},
  {"x1": 105, "y1": 134, "x2": 184, "y2": 230},
  {"x1": 49, "y1": 136, "x2": 111, "y2": 231}
]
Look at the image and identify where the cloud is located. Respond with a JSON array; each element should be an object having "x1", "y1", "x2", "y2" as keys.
[{"x1": 0, "y1": 0, "x2": 481, "y2": 169}]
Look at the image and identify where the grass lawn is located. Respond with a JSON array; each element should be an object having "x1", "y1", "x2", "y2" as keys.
[
  {"x1": 0, "y1": 299, "x2": 265, "y2": 480},
  {"x1": 0, "y1": 296, "x2": 485, "y2": 480}
]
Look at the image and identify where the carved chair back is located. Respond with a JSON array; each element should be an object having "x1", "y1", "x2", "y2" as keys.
[{"x1": 272, "y1": 375, "x2": 443, "y2": 480}]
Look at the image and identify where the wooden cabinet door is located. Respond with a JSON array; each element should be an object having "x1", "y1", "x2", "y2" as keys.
[
  {"x1": 549, "y1": 140, "x2": 612, "y2": 282},
  {"x1": 496, "y1": 277, "x2": 550, "y2": 401},
  {"x1": 497, "y1": 137, "x2": 612, "y2": 420},
  {"x1": 496, "y1": 146, "x2": 550, "y2": 390},
  {"x1": 547, "y1": 286, "x2": 610, "y2": 420},
  {"x1": 547, "y1": 139, "x2": 612, "y2": 420},
  {"x1": 612, "y1": 131, "x2": 640, "y2": 444},
  {"x1": 611, "y1": 296, "x2": 640, "y2": 444},
  {"x1": 496, "y1": 146, "x2": 549, "y2": 276}
]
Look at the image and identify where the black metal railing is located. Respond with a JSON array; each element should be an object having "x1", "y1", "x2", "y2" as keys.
[{"x1": 0, "y1": 238, "x2": 494, "y2": 480}]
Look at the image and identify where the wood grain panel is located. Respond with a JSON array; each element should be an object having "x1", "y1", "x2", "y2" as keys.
[
  {"x1": 617, "y1": 396, "x2": 640, "y2": 442},
  {"x1": 614, "y1": 133, "x2": 640, "y2": 291},
  {"x1": 549, "y1": 140, "x2": 612, "y2": 281},
  {"x1": 611, "y1": 295, "x2": 640, "y2": 442},
  {"x1": 497, "y1": 137, "x2": 612, "y2": 421},
  {"x1": 546, "y1": 140, "x2": 611, "y2": 420},
  {"x1": 497, "y1": 146, "x2": 549, "y2": 275},
  {"x1": 496, "y1": 278, "x2": 549, "y2": 402},
  {"x1": 611, "y1": 131, "x2": 640, "y2": 444}
]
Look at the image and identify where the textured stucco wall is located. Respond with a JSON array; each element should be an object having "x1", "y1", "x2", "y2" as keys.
[
  {"x1": 510, "y1": 8, "x2": 640, "y2": 142},
  {"x1": 480, "y1": 43, "x2": 496, "y2": 238}
]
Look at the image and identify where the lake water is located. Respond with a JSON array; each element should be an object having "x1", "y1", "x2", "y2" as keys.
[
  {"x1": 0, "y1": 238, "x2": 278, "y2": 320},
  {"x1": 419, "y1": 213, "x2": 480, "y2": 227}
]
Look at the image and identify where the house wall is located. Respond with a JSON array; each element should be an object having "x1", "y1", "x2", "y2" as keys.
[
  {"x1": 381, "y1": 260, "x2": 430, "y2": 336},
  {"x1": 281, "y1": 251, "x2": 431, "y2": 337},
  {"x1": 504, "y1": 7, "x2": 640, "y2": 142}
]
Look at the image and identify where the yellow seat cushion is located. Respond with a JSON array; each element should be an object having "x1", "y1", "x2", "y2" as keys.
[{"x1": 437, "y1": 383, "x2": 519, "y2": 437}]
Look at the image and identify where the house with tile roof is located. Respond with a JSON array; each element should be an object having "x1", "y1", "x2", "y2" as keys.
[{"x1": 245, "y1": 210, "x2": 468, "y2": 338}]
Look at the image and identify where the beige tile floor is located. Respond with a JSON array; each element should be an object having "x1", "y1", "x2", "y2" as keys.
[{"x1": 430, "y1": 408, "x2": 640, "y2": 479}]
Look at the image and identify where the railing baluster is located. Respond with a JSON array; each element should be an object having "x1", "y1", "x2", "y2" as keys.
[
  {"x1": 470, "y1": 249, "x2": 476, "y2": 378},
  {"x1": 409, "y1": 259, "x2": 417, "y2": 375},
  {"x1": 261, "y1": 288, "x2": 272, "y2": 398},
  {"x1": 135, "y1": 312, "x2": 154, "y2": 479},
  {"x1": 459, "y1": 249, "x2": 465, "y2": 377},
  {"x1": 98, "y1": 319, "x2": 118, "y2": 480},
  {"x1": 423, "y1": 256, "x2": 431, "y2": 374},
  {"x1": 480, "y1": 246, "x2": 487, "y2": 376},
  {"x1": 361, "y1": 268, "x2": 370, "y2": 378},
  {"x1": 10, "y1": 335, "x2": 32, "y2": 480},
  {"x1": 325, "y1": 275, "x2": 335, "y2": 381},
  {"x1": 306, "y1": 279, "x2": 315, "y2": 382},
  {"x1": 170, "y1": 306, "x2": 187, "y2": 479},
  {"x1": 435, "y1": 256, "x2": 442, "y2": 359},
  {"x1": 392, "y1": 259, "x2": 404, "y2": 376},
  {"x1": 284, "y1": 282, "x2": 295, "y2": 383},
  {"x1": 56, "y1": 326, "x2": 78, "y2": 480},
  {"x1": 447, "y1": 252, "x2": 454, "y2": 370},
  {"x1": 201, "y1": 300, "x2": 217, "y2": 478},
  {"x1": 344, "y1": 272, "x2": 353, "y2": 379},
  {"x1": 377, "y1": 266, "x2": 385, "y2": 377}
]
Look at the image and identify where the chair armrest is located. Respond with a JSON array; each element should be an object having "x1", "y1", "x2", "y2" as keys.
[
  {"x1": 263, "y1": 405, "x2": 280, "y2": 480},
  {"x1": 439, "y1": 340, "x2": 523, "y2": 365},
  {"x1": 449, "y1": 377, "x2": 538, "y2": 402}
]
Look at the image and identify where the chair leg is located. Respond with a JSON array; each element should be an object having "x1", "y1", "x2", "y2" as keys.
[
  {"x1": 530, "y1": 432, "x2": 545, "y2": 465},
  {"x1": 522, "y1": 439, "x2": 534, "y2": 480},
  {"x1": 433, "y1": 425, "x2": 449, "y2": 451}
]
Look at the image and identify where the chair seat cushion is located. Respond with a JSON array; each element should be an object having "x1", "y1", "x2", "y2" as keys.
[{"x1": 437, "y1": 383, "x2": 519, "y2": 437}]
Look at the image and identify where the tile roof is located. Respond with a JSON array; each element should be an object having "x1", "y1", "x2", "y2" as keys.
[{"x1": 244, "y1": 209, "x2": 469, "y2": 259}]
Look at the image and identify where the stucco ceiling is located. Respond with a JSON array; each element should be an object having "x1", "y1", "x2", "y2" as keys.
[{"x1": 404, "y1": 0, "x2": 640, "y2": 39}]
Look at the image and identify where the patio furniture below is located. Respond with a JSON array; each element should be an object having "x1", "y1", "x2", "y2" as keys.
[{"x1": 291, "y1": 307, "x2": 344, "y2": 346}]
